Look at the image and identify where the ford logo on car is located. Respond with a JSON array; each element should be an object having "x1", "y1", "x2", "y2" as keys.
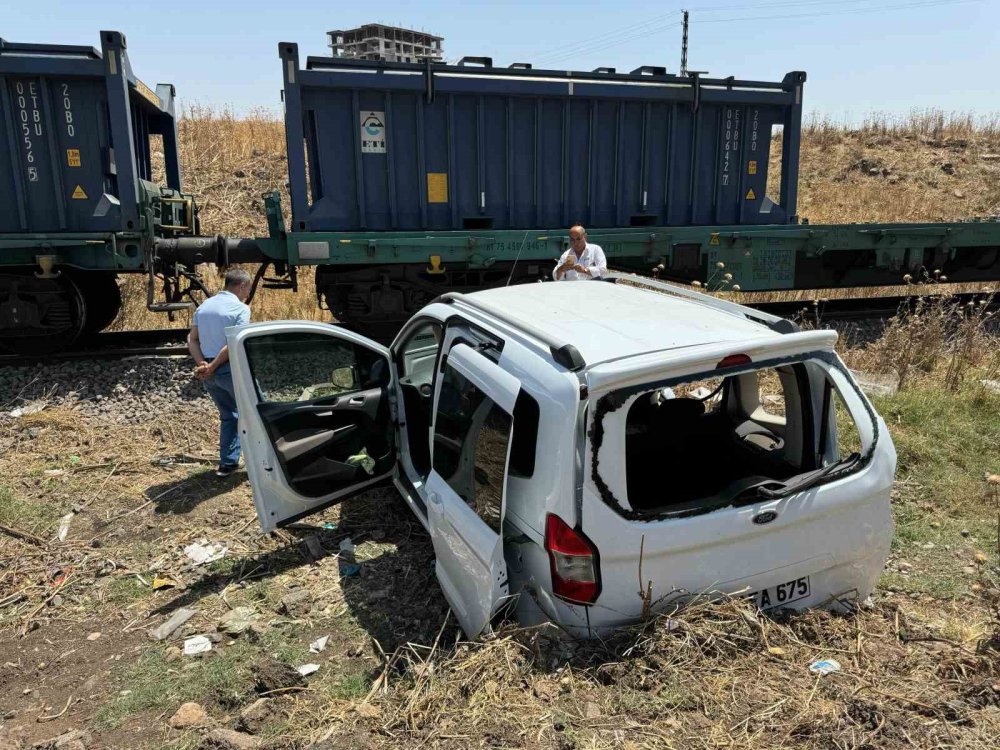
[{"x1": 753, "y1": 511, "x2": 778, "y2": 525}]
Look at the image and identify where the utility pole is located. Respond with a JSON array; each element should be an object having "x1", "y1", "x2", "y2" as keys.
[{"x1": 680, "y1": 10, "x2": 689, "y2": 76}]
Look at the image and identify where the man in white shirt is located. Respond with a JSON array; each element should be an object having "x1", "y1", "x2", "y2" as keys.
[
  {"x1": 553, "y1": 225, "x2": 608, "y2": 280},
  {"x1": 187, "y1": 269, "x2": 253, "y2": 477}
]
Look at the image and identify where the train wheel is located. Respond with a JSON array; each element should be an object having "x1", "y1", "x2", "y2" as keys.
[
  {"x1": 77, "y1": 273, "x2": 123, "y2": 334},
  {"x1": 0, "y1": 273, "x2": 86, "y2": 355}
]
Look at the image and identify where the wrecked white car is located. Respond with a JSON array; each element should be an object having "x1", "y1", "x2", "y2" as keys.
[{"x1": 228, "y1": 273, "x2": 896, "y2": 638}]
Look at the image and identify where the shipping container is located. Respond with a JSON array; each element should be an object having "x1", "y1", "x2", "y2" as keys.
[
  {"x1": 0, "y1": 31, "x2": 182, "y2": 234},
  {"x1": 281, "y1": 43, "x2": 805, "y2": 233}
]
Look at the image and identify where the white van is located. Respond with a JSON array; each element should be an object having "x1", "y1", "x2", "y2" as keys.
[{"x1": 227, "y1": 273, "x2": 896, "y2": 638}]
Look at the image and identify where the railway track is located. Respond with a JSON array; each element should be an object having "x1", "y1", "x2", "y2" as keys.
[
  {"x1": 0, "y1": 291, "x2": 994, "y2": 367},
  {"x1": 0, "y1": 328, "x2": 190, "y2": 365}
]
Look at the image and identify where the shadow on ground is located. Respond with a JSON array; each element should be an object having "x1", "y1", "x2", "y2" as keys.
[
  {"x1": 147, "y1": 469, "x2": 245, "y2": 514},
  {"x1": 149, "y1": 487, "x2": 453, "y2": 649}
]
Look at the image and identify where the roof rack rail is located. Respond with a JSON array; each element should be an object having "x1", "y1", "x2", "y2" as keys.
[
  {"x1": 603, "y1": 271, "x2": 799, "y2": 333},
  {"x1": 434, "y1": 291, "x2": 586, "y2": 371}
]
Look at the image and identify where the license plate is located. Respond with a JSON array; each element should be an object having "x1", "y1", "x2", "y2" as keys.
[{"x1": 752, "y1": 575, "x2": 810, "y2": 610}]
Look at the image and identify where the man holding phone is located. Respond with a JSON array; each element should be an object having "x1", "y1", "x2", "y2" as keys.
[{"x1": 553, "y1": 225, "x2": 607, "y2": 280}]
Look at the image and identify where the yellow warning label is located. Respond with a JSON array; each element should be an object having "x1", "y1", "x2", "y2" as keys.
[
  {"x1": 745, "y1": 188, "x2": 756, "y2": 201},
  {"x1": 427, "y1": 172, "x2": 448, "y2": 204},
  {"x1": 66, "y1": 149, "x2": 81, "y2": 167},
  {"x1": 747, "y1": 160, "x2": 757, "y2": 175},
  {"x1": 134, "y1": 78, "x2": 162, "y2": 108},
  {"x1": 709, "y1": 233, "x2": 720, "y2": 246},
  {"x1": 71, "y1": 185, "x2": 88, "y2": 200}
]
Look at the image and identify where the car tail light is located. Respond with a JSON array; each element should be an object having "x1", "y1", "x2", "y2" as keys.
[
  {"x1": 717, "y1": 353, "x2": 752, "y2": 369},
  {"x1": 544, "y1": 514, "x2": 600, "y2": 604}
]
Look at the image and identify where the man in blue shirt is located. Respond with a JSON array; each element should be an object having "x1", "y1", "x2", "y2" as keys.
[{"x1": 187, "y1": 269, "x2": 253, "y2": 477}]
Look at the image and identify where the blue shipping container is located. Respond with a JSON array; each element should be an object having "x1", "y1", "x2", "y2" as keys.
[
  {"x1": 281, "y1": 44, "x2": 805, "y2": 232},
  {"x1": 0, "y1": 31, "x2": 182, "y2": 234}
]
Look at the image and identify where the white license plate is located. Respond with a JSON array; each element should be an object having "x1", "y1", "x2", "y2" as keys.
[{"x1": 753, "y1": 575, "x2": 810, "y2": 610}]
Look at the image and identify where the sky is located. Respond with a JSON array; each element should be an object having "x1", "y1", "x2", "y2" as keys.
[{"x1": 3, "y1": 0, "x2": 998, "y2": 122}]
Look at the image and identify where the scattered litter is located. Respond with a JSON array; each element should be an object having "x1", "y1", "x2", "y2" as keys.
[
  {"x1": 150, "y1": 607, "x2": 196, "y2": 641},
  {"x1": 808, "y1": 658, "x2": 841, "y2": 676},
  {"x1": 152, "y1": 576, "x2": 177, "y2": 591},
  {"x1": 302, "y1": 534, "x2": 324, "y2": 560},
  {"x1": 56, "y1": 513, "x2": 74, "y2": 542},
  {"x1": 49, "y1": 567, "x2": 71, "y2": 586},
  {"x1": 183, "y1": 635, "x2": 213, "y2": 656},
  {"x1": 86, "y1": 632, "x2": 102, "y2": 641},
  {"x1": 339, "y1": 537, "x2": 356, "y2": 563},
  {"x1": 218, "y1": 606, "x2": 260, "y2": 635},
  {"x1": 346, "y1": 447, "x2": 375, "y2": 475},
  {"x1": 296, "y1": 663, "x2": 320, "y2": 676},
  {"x1": 309, "y1": 635, "x2": 329, "y2": 653},
  {"x1": 339, "y1": 562, "x2": 361, "y2": 578},
  {"x1": 322, "y1": 522, "x2": 337, "y2": 530},
  {"x1": 183, "y1": 540, "x2": 229, "y2": 565},
  {"x1": 7, "y1": 401, "x2": 47, "y2": 419},
  {"x1": 44, "y1": 469, "x2": 66, "y2": 477}
]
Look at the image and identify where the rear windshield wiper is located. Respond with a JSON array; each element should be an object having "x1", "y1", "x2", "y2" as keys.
[{"x1": 756, "y1": 453, "x2": 861, "y2": 500}]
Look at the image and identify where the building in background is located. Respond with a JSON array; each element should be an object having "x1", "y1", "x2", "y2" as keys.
[{"x1": 327, "y1": 24, "x2": 444, "y2": 63}]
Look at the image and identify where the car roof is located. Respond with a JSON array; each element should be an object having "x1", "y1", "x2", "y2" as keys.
[{"x1": 461, "y1": 281, "x2": 781, "y2": 367}]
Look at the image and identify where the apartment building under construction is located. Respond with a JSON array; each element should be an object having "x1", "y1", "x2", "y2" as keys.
[{"x1": 327, "y1": 24, "x2": 444, "y2": 63}]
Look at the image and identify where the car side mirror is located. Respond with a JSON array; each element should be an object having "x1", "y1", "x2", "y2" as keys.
[{"x1": 330, "y1": 365, "x2": 357, "y2": 391}]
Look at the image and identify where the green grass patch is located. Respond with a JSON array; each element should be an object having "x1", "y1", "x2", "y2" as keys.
[
  {"x1": 875, "y1": 385, "x2": 1000, "y2": 512},
  {"x1": 0, "y1": 482, "x2": 61, "y2": 533},
  {"x1": 316, "y1": 671, "x2": 371, "y2": 701},
  {"x1": 105, "y1": 575, "x2": 150, "y2": 604}
]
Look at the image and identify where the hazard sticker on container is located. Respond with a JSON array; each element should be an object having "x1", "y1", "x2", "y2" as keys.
[
  {"x1": 66, "y1": 149, "x2": 81, "y2": 167},
  {"x1": 747, "y1": 160, "x2": 757, "y2": 175},
  {"x1": 71, "y1": 185, "x2": 88, "y2": 200},
  {"x1": 745, "y1": 188, "x2": 756, "y2": 200},
  {"x1": 427, "y1": 173, "x2": 448, "y2": 204},
  {"x1": 709, "y1": 233, "x2": 720, "y2": 246},
  {"x1": 360, "y1": 111, "x2": 386, "y2": 154}
]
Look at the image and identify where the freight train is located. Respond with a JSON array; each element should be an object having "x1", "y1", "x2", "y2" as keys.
[{"x1": 1, "y1": 31, "x2": 998, "y2": 352}]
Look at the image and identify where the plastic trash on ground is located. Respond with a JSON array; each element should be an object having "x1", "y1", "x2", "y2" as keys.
[
  {"x1": 808, "y1": 658, "x2": 841, "y2": 676},
  {"x1": 309, "y1": 635, "x2": 329, "y2": 653},
  {"x1": 56, "y1": 513, "x2": 74, "y2": 542},
  {"x1": 296, "y1": 663, "x2": 320, "y2": 676},
  {"x1": 183, "y1": 635, "x2": 213, "y2": 656},
  {"x1": 338, "y1": 537, "x2": 356, "y2": 563},
  {"x1": 184, "y1": 540, "x2": 229, "y2": 565}
]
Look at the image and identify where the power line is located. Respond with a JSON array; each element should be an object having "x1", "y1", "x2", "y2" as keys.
[
  {"x1": 694, "y1": 0, "x2": 980, "y2": 25},
  {"x1": 529, "y1": 4, "x2": 684, "y2": 62},
  {"x1": 535, "y1": 22, "x2": 682, "y2": 67}
]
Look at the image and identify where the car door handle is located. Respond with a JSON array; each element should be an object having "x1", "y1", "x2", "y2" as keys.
[{"x1": 348, "y1": 395, "x2": 366, "y2": 405}]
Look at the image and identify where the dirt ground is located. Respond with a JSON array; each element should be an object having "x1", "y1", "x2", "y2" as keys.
[{"x1": 0, "y1": 354, "x2": 999, "y2": 749}]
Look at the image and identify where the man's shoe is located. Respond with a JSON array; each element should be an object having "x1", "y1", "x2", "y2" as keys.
[{"x1": 215, "y1": 464, "x2": 238, "y2": 478}]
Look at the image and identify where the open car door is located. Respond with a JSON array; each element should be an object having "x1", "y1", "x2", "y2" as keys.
[
  {"x1": 425, "y1": 343, "x2": 521, "y2": 637},
  {"x1": 228, "y1": 321, "x2": 398, "y2": 533}
]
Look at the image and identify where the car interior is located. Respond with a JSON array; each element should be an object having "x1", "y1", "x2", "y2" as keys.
[
  {"x1": 622, "y1": 364, "x2": 823, "y2": 514},
  {"x1": 244, "y1": 332, "x2": 396, "y2": 497}
]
